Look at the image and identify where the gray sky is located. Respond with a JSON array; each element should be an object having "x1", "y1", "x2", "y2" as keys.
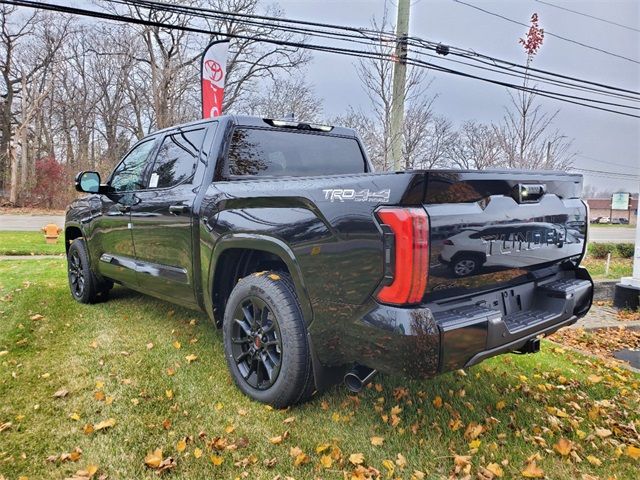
[{"x1": 279, "y1": 0, "x2": 640, "y2": 192}]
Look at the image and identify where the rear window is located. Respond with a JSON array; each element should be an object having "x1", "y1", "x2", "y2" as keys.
[{"x1": 226, "y1": 128, "x2": 366, "y2": 177}]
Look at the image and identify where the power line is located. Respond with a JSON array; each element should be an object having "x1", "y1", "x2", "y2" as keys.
[
  {"x1": 534, "y1": 0, "x2": 640, "y2": 33},
  {"x1": 120, "y1": 0, "x2": 640, "y2": 101},
  {"x1": 451, "y1": 0, "x2": 640, "y2": 65},
  {"x1": 3, "y1": 0, "x2": 639, "y2": 118}
]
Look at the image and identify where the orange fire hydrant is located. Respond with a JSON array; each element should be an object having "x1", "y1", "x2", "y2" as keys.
[{"x1": 42, "y1": 224, "x2": 62, "y2": 244}]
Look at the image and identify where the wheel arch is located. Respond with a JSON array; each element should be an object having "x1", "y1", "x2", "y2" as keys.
[
  {"x1": 206, "y1": 234, "x2": 313, "y2": 328},
  {"x1": 64, "y1": 223, "x2": 85, "y2": 254}
]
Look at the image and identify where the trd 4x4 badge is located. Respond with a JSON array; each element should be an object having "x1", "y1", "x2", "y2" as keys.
[{"x1": 322, "y1": 188, "x2": 391, "y2": 203}]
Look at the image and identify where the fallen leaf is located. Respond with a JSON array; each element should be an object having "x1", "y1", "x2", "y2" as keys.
[
  {"x1": 432, "y1": 396, "x2": 443, "y2": 408},
  {"x1": 370, "y1": 436, "x2": 384, "y2": 446},
  {"x1": 146, "y1": 342, "x2": 154, "y2": 350},
  {"x1": 173, "y1": 341, "x2": 181, "y2": 349},
  {"x1": 54, "y1": 388, "x2": 69, "y2": 399},
  {"x1": 293, "y1": 452, "x2": 310, "y2": 466},
  {"x1": 165, "y1": 389, "x2": 173, "y2": 400},
  {"x1": 349, "y1": 453, "x2": 365, "y2": 465},
  {"x1": 554, "y1": 437, "x2": 573, "y2": 456},
  {"x1": 30, "y1": 314, "x2": 44, "y2": 321},
  {"x1": 486, "y1": 462, "x2": 504, "y2": 477},
  {"x1": 587, "y1": 374, "x2": 602, "y2": 384},
  {"x1": 595, "y1": 427, "x2": 612, "y2": 438},
  {"x1": 193, "y1": 448, "x2": 202, "y2": 459},
  {"x1": 144, "y1": 449, "x2": 163, "y2": 468},
  {"x1": 625, "y1": 445, "x2": 640, "y2": 460},
  {"x1": 176, "y1": 439, "x2": 187, "y2": 453},
  {"x1": 93, "y1": 418, "x2": 115, "y2": 431},
  {"x1": 283, "y1": 416, "x2": 295, "y2": 424},
  {"x1": 495, "y1": 400, "x2": 506, "y2": 411},
  {"x1": 586, "y1": 455, "x2": 602, "y2": 466},
  {"x1": 185, "y1": 354, "x2": 198, "y2": 363},
  {"x1": 319, "y1": 454, "x2": 333, "y2": 468},
  {"x1": 210, "y1": 455, "x2": 224, "y2": 466},
  {"x1": 522, "y1": 461, "x2": 545, "y2": 478}
]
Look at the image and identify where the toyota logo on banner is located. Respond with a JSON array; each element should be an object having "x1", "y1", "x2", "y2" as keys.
[{"x1": 201, "y1": 40, "x2": 230, "y2": 118}]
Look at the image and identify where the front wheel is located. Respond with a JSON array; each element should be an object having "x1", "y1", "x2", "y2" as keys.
[
  {"x1": 222, "y1": 271, "x2": 314, "y2": 408},
  {"x1": 67, "y1": 239, "x2": 110, "y2": 304}
]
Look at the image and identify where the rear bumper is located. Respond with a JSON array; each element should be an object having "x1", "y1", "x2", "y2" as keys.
[{"x1": 314, "y1": 268, "x2": 593, "y2": 378}]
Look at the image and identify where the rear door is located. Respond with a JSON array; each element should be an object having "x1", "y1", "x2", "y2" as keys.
[{"x1": 130, "y1": 126, "x2": 209, "y2": 306}]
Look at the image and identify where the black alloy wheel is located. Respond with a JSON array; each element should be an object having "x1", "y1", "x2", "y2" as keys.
[
  {"x1": 222, "y1": 271, "x2": 315, "y2": 408},
  {"x1": 67, "y1": 238, "x2": 110, "y2": 304},
  {"x1": 230, "y1": 296, "x2": 283, "y2": 390},
  {"x1": 68, "y1": 250, "x2": 86, "y2": 298}
]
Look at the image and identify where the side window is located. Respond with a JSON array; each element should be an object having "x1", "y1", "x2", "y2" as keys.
[
  {"x1": 110, "y1": 140, "x2": 156, "y2": 192},
  {"x1": 149, "y1": 129, "x2": 205, "y2": 189}
]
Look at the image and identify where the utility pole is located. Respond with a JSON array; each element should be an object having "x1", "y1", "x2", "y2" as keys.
[{"x1": 389, "y1": 0, "x2": 410, "y2": 171}]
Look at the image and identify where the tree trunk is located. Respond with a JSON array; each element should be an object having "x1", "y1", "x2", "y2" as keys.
[{"x1": 9, "y1": 141, "x2": 18, "y2": 204}]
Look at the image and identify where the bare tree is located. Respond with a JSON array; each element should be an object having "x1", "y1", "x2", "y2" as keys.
[
  {"x1": 0, "y1": 6, "x2": 68, "y2": 202},
  {"x1": 447, "y1": 120, "x2": 501, "y2": 169},
  {"x1": 106, "y1": 0, "x2": 309, "y2": 130},
  {"x1": 238, "y1": 74, "x2": 323, "y2": 121},
  {"x1": 494, "y1": 13, "x2": 575, "y2": 170}
]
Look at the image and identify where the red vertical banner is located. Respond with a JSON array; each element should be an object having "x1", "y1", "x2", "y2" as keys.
[{"x1": 201, "y1": 40, "x2": 230, "y2": 118}]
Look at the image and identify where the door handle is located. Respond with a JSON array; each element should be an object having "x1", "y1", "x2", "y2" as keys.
[
  {"x1": 169, "y1": 205, "x2": 190, "y2": 215},
  {"x1": 117, "y1": 204, "x2": 131, "y2": 213}
]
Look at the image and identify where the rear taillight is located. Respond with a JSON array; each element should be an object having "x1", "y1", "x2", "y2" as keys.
[{"x1": 375, "y1": 207, "x2": 429, "y2": 305}]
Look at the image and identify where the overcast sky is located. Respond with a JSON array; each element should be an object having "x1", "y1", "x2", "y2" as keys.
[{"x1": 278, "y1": 0, "x2": 640, "y2": 192}]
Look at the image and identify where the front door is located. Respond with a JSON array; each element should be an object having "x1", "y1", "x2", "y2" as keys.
[
  {"x1": 93, "y1": 138, "x2": 158, "y2": 286},
  {"x1": 130, "y1": 127, "x2": 208, "y2": 305}
]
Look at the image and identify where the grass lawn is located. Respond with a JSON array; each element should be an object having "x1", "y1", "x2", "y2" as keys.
[
  {"x1": 0, "y1": 259, "x2": 639, "y2": 479},
  {"x1": 581, "y1": 257, "x2": 633, "y2": 280},
  {"x1": 589, "y1": 224, "x2": 634, "y2": 228},
  {"x1": 0, "y1": 231, "x2": 65, "y2": 256}
]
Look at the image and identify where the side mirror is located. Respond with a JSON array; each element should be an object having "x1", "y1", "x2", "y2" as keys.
[{"x1": 75, "y1": 171, "x2": 101, "y2": 193}]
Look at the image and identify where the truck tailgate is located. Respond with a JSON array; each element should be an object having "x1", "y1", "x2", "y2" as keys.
[{"x1": 423, "y1": 170, "x2": 587, "y2": 301}]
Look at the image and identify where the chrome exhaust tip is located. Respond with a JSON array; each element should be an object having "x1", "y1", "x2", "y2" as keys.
[{"x1": 344, "y1": 365, "x2": 377, "y2": 393}]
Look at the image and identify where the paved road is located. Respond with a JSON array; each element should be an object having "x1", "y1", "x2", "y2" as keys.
[
  {"x1": 0, "y1": 214, "x2": 65, "y2": 231},
  {"x1": 0, "y1": 214, "x2": 636, "y2": 243},
  {"x1": 589, "y1": 227, "x2": 636, "y2": 243}
]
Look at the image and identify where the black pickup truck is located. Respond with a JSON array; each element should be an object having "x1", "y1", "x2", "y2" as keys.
[{"x1": 66, "y1": 115, "x2": 593, "y2": 407}]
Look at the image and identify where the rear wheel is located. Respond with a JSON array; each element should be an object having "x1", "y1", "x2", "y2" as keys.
[
  {"x1": 222, "y1": 271, "x2": 314, "y2": 408},
  {"x1": 450, "y1": 254, "x2": 483, "y2": 277},
  {"x1": 67, "y1": 239, "x2": 111, "y2": 304}
]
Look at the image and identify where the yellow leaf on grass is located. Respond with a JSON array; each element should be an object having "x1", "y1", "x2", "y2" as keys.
[
  {"x1": 587, "y1": 374, "x2": 602, "y2": 384},
  {"x1": 586, "y1": 455, "x2": 602, "y2": 466},
  {"x1": 554, "y1": 437, "x2": 573, "y2": 456},
  {"x1": 176, "y1": 439, "x2": 186, "y2": 453},
  {"x1": 95, "y1": 381, "x2": 104, "y2": 389},
  {"x1": 93, "y1": 391, "x2": 105, "y2": 402},
  {"x1": 185, "y1": 354, "x2": 198, "y2": 363},
  {"x1": 370, "y1": 436, "x2": 384, "y2": 446},
  {"x1": 165, "y1": 389, "x2": 174, "y2": 400},
  {"x1": 315, "y1": 443, "x2": 331, "y2": 454},
  {"x1": 293, "y1": 453, "x2": 310, "y2": 466},
  {"x1": 210, "y1": 454, "x2": 224, "y2": 466},
  {"x1": 94, "y1": 418, "x2": 115, "y2": 431},
  {"x1": 495, "y1": 400, "x2": 506, "y2": 411},
  {"x1": 349, "y1": 453, "x2": 364, "y2": 465},
  {"x1": 625, "y1": 445, "x2": 640, "y2": 460},
  {"x1": 432, "y1": 396, "x2": 443, "y2": 408},
  {"x1": 225, "y1": 425, "x2": 235, "y2": 434},
  {"x1": 396, "y1": 453, "x2": 407, "y2": 468},
  {"x1": 319, "y1": 454, "x2": 333, "y2": 468},
  {"x1": 193, "y1": 448, "x2": 202, "y2": 459},
  {"x1": 469, "y1": 439, "x2": 481, "y2": 449},
  {"x1": 486, "y1": 462, "x2": 503, "y2": 477},
  {"x1": 289, "y1": 446, "x2": 303, "y2": 458},
  {"x1": 382, "y1": 459, "x2": 395, "y2": 476},
  {"x1": 173, "y1": 341, "x2": 181, "y2": 349},
  {"x1": 144, "y1": 449, "x2": 163, "y2": 468},
  {"x1": 521, "y1": 461, "x2": 545, "y2": 478}
]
